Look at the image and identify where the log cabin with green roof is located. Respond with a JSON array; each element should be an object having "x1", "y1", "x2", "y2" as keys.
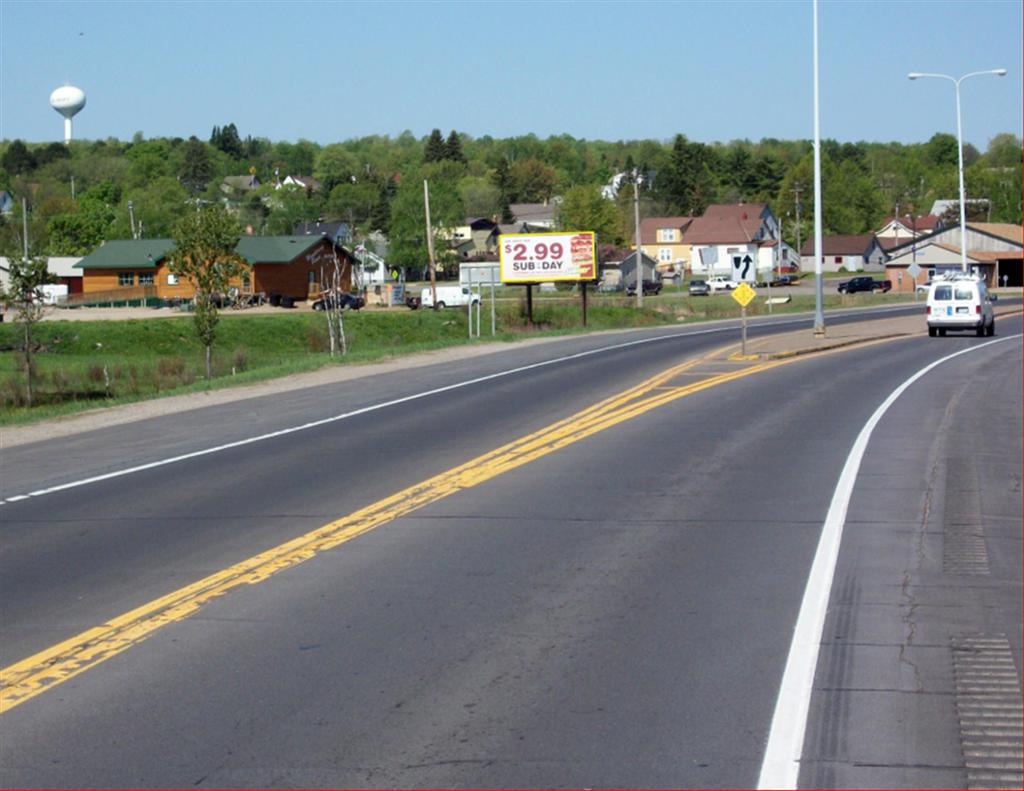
[{"x1": 74, "y1": 236, "x2": 354, "y2": 302}]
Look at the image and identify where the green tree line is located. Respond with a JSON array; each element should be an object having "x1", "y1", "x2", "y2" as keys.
[{"x1": 1, "y1": 126, "x2": 1020, "y2": 261}]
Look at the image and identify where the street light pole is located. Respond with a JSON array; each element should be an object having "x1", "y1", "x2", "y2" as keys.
[
  {"x1": 908, "y1": 68, "x2": 1007, "y2": 272},
  {"x1": 812, "y1": 0, "x2": 825, "y2": 336}
]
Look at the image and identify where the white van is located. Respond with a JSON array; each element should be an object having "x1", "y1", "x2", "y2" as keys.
[
  {"x1": 926, "y1": 274, "x2": 996, "y2": 337},
  {"x1": 420, "y1": 285, "x2": 481, "y2": 309}
]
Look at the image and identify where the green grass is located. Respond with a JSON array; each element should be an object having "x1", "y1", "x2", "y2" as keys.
[{"x1": 0, "y1": 291, "x2": 916, "y2": 426}]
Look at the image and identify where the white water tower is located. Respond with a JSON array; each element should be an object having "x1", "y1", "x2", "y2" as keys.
[{"x1": 50, "y1": 85, "x2": 87, "y2": 144}]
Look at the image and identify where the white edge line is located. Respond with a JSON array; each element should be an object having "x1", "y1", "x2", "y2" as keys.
[
  {"x1": 0, "y1": 324, "x2": 730, "y2": 505},
  {"x1": 756, "y1": 333, "x2": 1019, "y2": 789},
  {"x1": 0, "y1": 305, "x2": 923, "y2": 506}
]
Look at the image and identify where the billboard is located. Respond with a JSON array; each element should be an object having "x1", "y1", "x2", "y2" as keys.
[{"x1": 499, "y1": 231, "x2": 597, "y2": 283}]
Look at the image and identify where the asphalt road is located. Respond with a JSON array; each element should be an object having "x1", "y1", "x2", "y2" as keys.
[{"x1": 1, "y1": 309, "x2": 1020, "y2": 788}]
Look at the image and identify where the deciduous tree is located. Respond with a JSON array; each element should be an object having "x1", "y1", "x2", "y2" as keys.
[
  {"x1": 169, "y1": 206, "x2": 248, "y2": 380},
  {"x1": 558, "y1": 185, "x2": 623, "y2": 246},
  {"x1": 0, "y1": 255, "x2": 57, "y2": 407}
]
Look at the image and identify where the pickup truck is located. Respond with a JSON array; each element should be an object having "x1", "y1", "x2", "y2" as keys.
[
  {"x1": 707, "y1": 276, "x2": 740, "y2": 292},
  {"x1": 626, "y1": 280, "x2": 662, "y2": 296},
  {"x1": 837, "y1": 276, "x2": 891, "y2": 294}
]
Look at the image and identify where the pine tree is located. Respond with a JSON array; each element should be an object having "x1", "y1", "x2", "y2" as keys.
[
  {"x1": 424, "y1": 129, "x2": 446, "y2": 163},
  {"x1": 179, "y1": 137, "x2": 213, "y2": 195},
  {"x1": 444, "y1": 130, "x2": 465, "y2": 163},
  {"x1": 213, "y1": 123, "x2": 243, "y2": 159}
]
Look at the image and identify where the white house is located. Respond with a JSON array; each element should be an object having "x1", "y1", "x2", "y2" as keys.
[
  {"x1": 875, "y1": 214, "x2": 942, "y2": 240},
  {"x1": 756, "y1": 239, "x2": 800, "y2": 275},
  {"x1": 0, "y1": 255, "x2": 83, "y2": 296},
  {"x1": 686, "y1": 203, "x2": 780, "y2": 282},
  {"x1": 799, "y1": 235, "x2": 888, "y2": 272}
]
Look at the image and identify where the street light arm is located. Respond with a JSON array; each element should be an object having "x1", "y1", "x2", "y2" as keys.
[
  {"x1": 959, "y1": 68, "x2": 1008, "y2": 84},
  {"x1": 907, "y1": 71, "x2": 955, "y2": 83},
  {"x1": 908, "y1": 69, "x2": 1007, "y2": 85}
]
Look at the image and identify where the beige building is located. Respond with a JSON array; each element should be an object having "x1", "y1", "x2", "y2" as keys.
[{"x1": 638, "y1": 216, "x2": 694, "y2": 277}]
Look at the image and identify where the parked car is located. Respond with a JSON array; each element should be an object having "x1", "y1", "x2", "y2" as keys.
[
  {"x1": 597, "y1": 280, "x2": 622, "y2": 293},
  {"x1": 688, "y1": 279, "x2": 710, "y2": 296},
  {"x1": 707, "y1": 276, "x2": 740, "y2": 292},
  {"x1": 926, "y1": 274, "x2": 996, "y2": 337},
  {"x1": 311, "y1": 291, "x2": 365, "y2": 311},
  {"x1": 837, "y1": 276, "x2": 890, "y2": 294},
  {"x1": 626, "y1": 280, "x2": 662, "y2": 296},
  {"x1": 763, "y1": 274, "x2": 797, "y2": 287}
]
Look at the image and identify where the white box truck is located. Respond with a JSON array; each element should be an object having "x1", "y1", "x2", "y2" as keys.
[{"x1": 420, "y1": 285, "x2": 481, "y2": 309}]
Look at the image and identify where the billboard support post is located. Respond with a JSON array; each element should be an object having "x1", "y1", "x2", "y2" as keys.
[
  {"x1": 498, "y1": 231, "x2": 597, "y2": 331},
  {"x1": 581, "y1": 281, "x2": 588, "y2": 327}
]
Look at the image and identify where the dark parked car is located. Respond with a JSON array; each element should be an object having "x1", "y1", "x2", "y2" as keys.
[
  {"x1": 763, "y1": 274, "x2": 797, "y2": 287},
  {"x1": 626, "y1": 280, "x2": 662, "y2": 296},
  {"x1": 837, "y1": 276, "x2": 890, "y2": 294},
  {"x1": 311, "y1": 291, "x2": 365, "y2": 311},
  {"x1": 688, "y1": 279, "x2": 710, "y2": 296}
]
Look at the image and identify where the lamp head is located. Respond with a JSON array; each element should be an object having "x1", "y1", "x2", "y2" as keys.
[
  {"x1": 907, "y1": 73, "x2": 922, "y2": 80},
  {"x1": 993, "y1": 68, "x2": 1008, "y2": 76}
]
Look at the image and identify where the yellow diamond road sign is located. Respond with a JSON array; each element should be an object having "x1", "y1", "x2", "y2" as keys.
[{"x1": 732, "y1": 281, "x2": 756, "y2": 308}]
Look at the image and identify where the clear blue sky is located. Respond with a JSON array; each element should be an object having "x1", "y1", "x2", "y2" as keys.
[{"x1": 2, "y1": 0, "x2": 1021, "y2": 149}]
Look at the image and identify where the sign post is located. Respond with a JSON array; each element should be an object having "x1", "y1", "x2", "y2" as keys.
[
  {"x1": 499, "y1": 231, "x2": 597, "y2": 330},
  {"x1": 731, "y1": 281, "x2": 757, "y2": 356},
  {"x1": 907, "y1": 262, "x2": 922, "y2": 301}
]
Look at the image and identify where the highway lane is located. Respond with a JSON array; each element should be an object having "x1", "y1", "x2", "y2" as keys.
[
  {"x1": 0, "y1": 303, "x2": 922, "y2": 501},
  {"x1": 0, "y1": 311, "x2": 1019, "y2": 788},
  {"x1": 0, "y1": 305, "x2": 923, "y2": 665}
]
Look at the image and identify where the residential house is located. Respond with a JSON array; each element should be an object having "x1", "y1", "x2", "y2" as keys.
[
  {"x1": 618, "y1": 251, "x2": 659, "y2": 288},
  {"x1": 74, "y1": 236, "x2": 354, "y2": 302},
  {"x1": 450, "y1": 217, "x2": 500, "y2": 258},
  {"x1": 638, "y1": 216, "x2": 693, "y2": 279},
  {"x1": 280, "y1": 175, "x2": 322, "y2": 193},
  {"x1": 221, "y1": 174, "x2": 260, "y2": 195},
  {"x1": 799, "y1": 234, "x2": 888, "y2": 273},
  {"x1": 0, "y1": 256, "x2": 84, "y2": 295},
  {"x1": 510, "y1": 202, "x2": 557, "y2": 229},
  {"x1": 756, "y1": 239, "x2": 801, "y2": 274},
  {"x1": 685, "y1": 203, "x2": 781, "y2": 282},
  {"x1": 875, "y1": 214, "x2": 941, "y2": 239},
  {"x1": 293, "y1": 220, "x2": 351, "y2": 245},
  {"x1": 884, "y1": 222, "x2": 1023, "y2": 289}
]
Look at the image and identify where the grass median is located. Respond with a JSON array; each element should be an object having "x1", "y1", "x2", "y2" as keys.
[{"x1": 0, "y1": 290, "x2": 913, "y2": 426}]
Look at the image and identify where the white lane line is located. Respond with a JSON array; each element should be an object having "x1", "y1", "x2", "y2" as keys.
[
  {"x1": 757, "y1": 333, "x2": 1020, "y2": 790},
  {"x1": 0, "y1": 323, "x2": 738, "y2": 506},
  {"x1": 0, "y1": 305, "x2": 926, "y2": 507}
]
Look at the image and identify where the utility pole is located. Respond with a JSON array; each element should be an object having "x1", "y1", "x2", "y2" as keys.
[
  {"x1": 128, "y1": 201, "x2": 138, "y2": 240},
  {"x1": 634, "y1": 174, "x2": 643, "y2": 309},
  {"x1": 22, "y1": 197, "x2": 29, "y2": 259},
  {"x1": 792, "y1": 183, "x2": 803, "y2": 260},
  {"x1": 423, "y1": 179, "x2": 437, "y2": 308}
]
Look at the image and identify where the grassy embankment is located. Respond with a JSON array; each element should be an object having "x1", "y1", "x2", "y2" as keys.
[{"x1": 0, "y1": 289, "x2": 912, "y2": 425}]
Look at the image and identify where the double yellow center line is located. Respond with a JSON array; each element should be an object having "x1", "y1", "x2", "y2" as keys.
[{"x1": 2, "y1": 350, "x2": 791, "y2": 713}]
